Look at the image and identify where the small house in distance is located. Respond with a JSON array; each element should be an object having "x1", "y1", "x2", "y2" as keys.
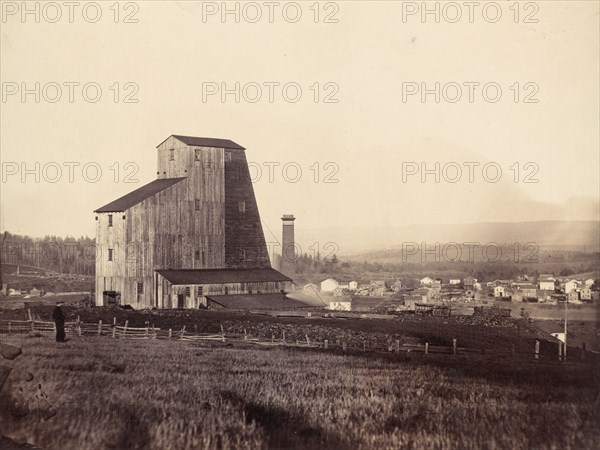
[
  {"x1": 320, "y1": 278, "x2": 339, "y2": 293},
  {"x1": 420, "y1": 277, "x2": 434, "y2": 285}
]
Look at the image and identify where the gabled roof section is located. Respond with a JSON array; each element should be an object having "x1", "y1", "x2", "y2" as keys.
[
  {"x1": 158, "y1": 135, "x2": 245, "y2": 150},
  {"x1": 94, "y1": 177, "x2": 186, "y2": 212},
  {"x1": 206, "y1": 293, "x2": 310, "y2": 310},
  {"x1": 155, "y1": 268, "x2": 291, "y2": 285}
]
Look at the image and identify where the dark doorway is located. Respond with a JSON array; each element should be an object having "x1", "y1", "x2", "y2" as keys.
[
  {"x1": 103, "y1": 291, "x2": 120, "y2": 305},
  {"x1": 177, "y1": 294, "x2": 184, "y2": 309}
]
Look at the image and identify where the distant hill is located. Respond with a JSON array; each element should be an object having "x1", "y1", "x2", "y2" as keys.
[{"x1": 295, "y1": 221, "x2": 600, "y2": 256}]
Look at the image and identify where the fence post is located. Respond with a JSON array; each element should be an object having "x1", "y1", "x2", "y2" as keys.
[
  {"x1": 244, "y1": 329, "x2": 248, "y2": 341},
  {"x1": 168, "y1": 328, "x2": 172, "y2": 340},
  {"x1": 8, "y1": 321, "x2": 11, "y2": 334},
  {"x1": 77, "y1": 317, "x2": 82, "y2": 336},
  {"x1": 28, "y1": 308, "x2": 32, "y2": 321},
  {"x1": 395, "y1": 340, "x2": 400, "y2": 353},
  {"x1": 271, "y1": 334, "x2": 274, "y2": 343},
  {"x1": 342, "y1": 341, "x2": 347, "y2": 351},
  {"x1": 324, "y1": 339, "x2": 328, "y2": 349},
  {"x1": 112, "y1": 324, "x2": 116, "y2": 339},
  {"x1": 306, "y1": 334, "x2": 311, "y2": 347},
  {"x1": 425, "y1": 342, "x2": 429, "y2": 354},
  {"x1": 535, "y1": 340, "x2": 540, "y2": 360},
  {"x1": 453, "y1": 339, "x2": 457, "y2": 355},
  {"x1": 98, "y1": 320, "x2": 102, "y2": 336},
  {"x1": 282, "y1": 330, "x2": 286, "y2": 343},
  {"x1": 220, "y1": 324, "x2": 225, "y2": 342},
  {"x1": 181, "y1": 326, "x2": 186, "y2": 340},
  {"x1": 31, "y1": 319, "x2": 35, "y2": 332}
]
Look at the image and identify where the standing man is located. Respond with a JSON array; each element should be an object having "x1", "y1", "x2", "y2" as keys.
[{"x1": 52, "y1": 302, "x2": 65, "y2": 343}]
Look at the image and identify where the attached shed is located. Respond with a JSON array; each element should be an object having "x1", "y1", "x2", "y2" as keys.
[{"x1": 155, "y1": 268, "x2": 292, "y2": 309}]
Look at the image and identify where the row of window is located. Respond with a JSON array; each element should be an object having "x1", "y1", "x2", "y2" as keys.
[
  {"x1": 169, "y1": 149, "x2": 232, "y2": 162},
  {"x1": 101, "y1": 214, "x2": 126, "y2": 227},
  {"x1": 102, "y1": 199, "x2": 245, "y2": 229}
]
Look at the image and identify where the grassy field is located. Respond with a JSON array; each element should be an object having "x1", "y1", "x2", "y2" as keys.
[{"x1": 1, "y1": 334, "x2": 599, "y2": 450}]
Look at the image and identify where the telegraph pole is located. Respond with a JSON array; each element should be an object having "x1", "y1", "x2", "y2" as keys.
[{"x1": 564, "y1": 296, "x2": 568, "y2": 358}]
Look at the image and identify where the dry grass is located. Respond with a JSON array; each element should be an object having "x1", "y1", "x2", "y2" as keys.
[{"x1": 1, "y1": 334, "x2": 598, "y2": 450}]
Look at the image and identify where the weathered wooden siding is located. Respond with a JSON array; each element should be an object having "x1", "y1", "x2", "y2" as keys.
[
  {"x1": 97, "y1": 136, "x2": 274, "y2": 309},
  {"x1": 95, "y1": 212, "x2": 127, "y2": 306},
  {"x1": 155, "y1": 272, "x2": 291, "y2": 309},
  {"x1": 224, "y1": 150, "x2": 271, "y2": 268}
]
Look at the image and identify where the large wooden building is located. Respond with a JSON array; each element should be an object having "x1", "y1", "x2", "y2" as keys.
[{"x1": 94, "y1": 135, "x2": 291, "y2": 309}]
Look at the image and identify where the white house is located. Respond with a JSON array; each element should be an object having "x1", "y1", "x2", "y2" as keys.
[
  {"x1": 494, "y1": 286, "x2": 505, "y2": 297},
  {"x1": 564, "y1": 280, "x2": 580, "y2": 294},
  {"x1": 420, "y1": 277, "x2": 434, "y2": 285},
  {"x1": 328, "y1": 301, "x2": 351, "y2": 311},
  {"x1": 320, "y1": 278, "x2": 339, "y2": 293},
  {"x1": 584, "y1": 278, "x2": 595, "y2": 288},
  {"x1": 539, "y1": 278, "x2": 555, "y2": 291},
  {"x1": 348, "y1": 281, "x2": 358, "y2": 291},
  {"x1": 449, "y1": 279, "x2": 461, "y2": 285}
]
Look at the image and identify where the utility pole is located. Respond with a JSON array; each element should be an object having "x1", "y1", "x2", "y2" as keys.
[{"x1": 564, "y1": 296, "x2": 568, "y2": 358}]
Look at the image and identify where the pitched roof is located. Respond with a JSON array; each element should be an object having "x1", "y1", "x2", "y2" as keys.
[
  {"x1": 160, "y1": 135, "x2": 245, "y2": 150},
  {"x1": 156, "y1": 268, "x2": 291, "y2": 285},
  {"x1": 206, "y1": 293, "x2": 310, "y2": 310},
  {"x1": 94, "y1": 177, "x2": 186, "y2": 212}
]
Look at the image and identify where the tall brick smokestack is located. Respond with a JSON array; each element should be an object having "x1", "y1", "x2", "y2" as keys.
[{"x1": 281, "y1": 215, "x2": 296, "y2": 277}]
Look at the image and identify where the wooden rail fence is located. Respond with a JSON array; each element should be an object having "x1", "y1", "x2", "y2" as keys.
[{"x1": 0, "y1": 319, "x2": 596, "y2": 366}]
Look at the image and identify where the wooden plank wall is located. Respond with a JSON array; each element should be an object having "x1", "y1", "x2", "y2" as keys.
[
  {"x1": 97, "y1": 136, "x2": 275, "y2": 309},
  {"x1": 224, "y1": 149, "x2": 271, "y2": 269},
  {"x1": 155, "y1": 273, "x2": 291, "y2": 309}
]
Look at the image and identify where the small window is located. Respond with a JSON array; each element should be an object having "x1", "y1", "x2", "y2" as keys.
[
  {"x1": 108, "y1": 215, "x2": 113, "y2": 227},
  {"x1": 185, "y1": 286, "x2": 191, "y2": 297},
  {"x1": 224, "y1": 286, "x2": 229, "y2": 295},
  {"x1": 197, "y1": 286, "x2": 203, "y2": 296},
  {"x1": 195, "y1": 149, "x2": 201, "y2": 160},
  {"x1": 195, "y1": 250, "x2": 200, "y2": 261},
  {"x1": 195, "y1": 200, "x2": 200, "y2": 211},
  {"x1": 239, "y1": 201, "x2": 245, "y2": 213},
  {"x1": 137, "y1": 282, "x2": 144, "y2": 294},
  {"x1": 122, "y1": 215, "x2": 126, "y2": 220},
  {"x1": 239, "y1": 249, "x2": 246, "y2": 260},
  {"x1": 108, "y1": 249, "x2": 113, "y2": 261},
  {"x1": 169, "y1": 149, "x2": 175, "y2": 161},
  {"x1": 225, "y1": 151, "x2": 232, "y2": 162}
]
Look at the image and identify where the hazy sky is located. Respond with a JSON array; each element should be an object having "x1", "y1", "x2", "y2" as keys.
[{"x1": 1, "y1": 1, "x2": 599, "y2": 244}]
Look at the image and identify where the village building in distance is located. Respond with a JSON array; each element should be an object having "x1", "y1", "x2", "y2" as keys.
[{"x1": 94, "y1": 135, "x2": 292, "y2": 309}]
